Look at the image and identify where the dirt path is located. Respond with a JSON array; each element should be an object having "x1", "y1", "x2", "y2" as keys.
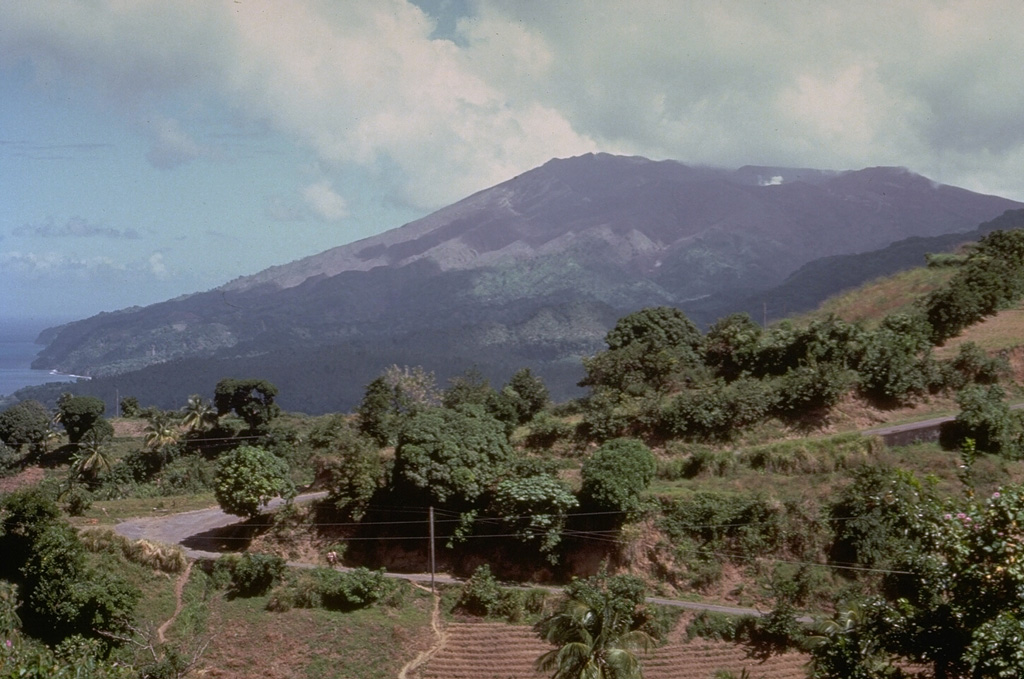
[
  {"x1": 398, "y1": 584, "x2": 447, "y2": 679},
  {"x1": 157, "y1": 560, "x2": 194, "y2": 644}
]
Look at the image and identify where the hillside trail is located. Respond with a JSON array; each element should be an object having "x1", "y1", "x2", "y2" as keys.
[
  {"x1": 157, "y1": 560, "x2": 193, "y2": 644},
  {"x1": 398, "y1": 583, "x2": 447, "y2": 679}
]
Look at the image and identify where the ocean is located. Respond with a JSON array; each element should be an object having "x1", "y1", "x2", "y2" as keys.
[{"x1": 0, "y1": 319, "x2": 78, "y2": 397}]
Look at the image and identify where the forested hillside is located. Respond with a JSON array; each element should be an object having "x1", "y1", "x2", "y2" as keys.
[{"x1": 3, "y1": 228, "x2": 1024, "y2": 678}]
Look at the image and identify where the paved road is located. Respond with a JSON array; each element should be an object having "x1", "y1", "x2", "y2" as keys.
[
  {"x1": 114, "y1": 492, "x2": 328, "y2": 559},
  {"x1": 112, "y1": 492, "x2": 771, "y2": 618}
]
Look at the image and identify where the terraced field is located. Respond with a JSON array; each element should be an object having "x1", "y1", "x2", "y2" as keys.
[{"x1": 415, "y1": 621, "x2": 810, "y2": 679}]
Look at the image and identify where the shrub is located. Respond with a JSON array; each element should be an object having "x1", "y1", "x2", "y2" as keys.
[
  {"x1": 939, "y1": 342, "x2": 1005, "y2": 391},
  {"x1": 772, "y1": 364, "x2": 854, "y2": 416},
  {"x1": 687, "y1": 610, "x2": 742, "y2": 642},
  {"x1": 660, "y1": 378, "x2": 775, "y2": 441},
  {"x1": 0, "y1": 442, "x2": 21, "y2": 477},
  {"x1": 657, "y1": 492, "x2": 801, "y2": 569},
  {"x1": 455, "y1": 565, "x2": 502, "y2": 617},
  {"x1": 676, "y1": 449, "x2": 736, "y2": 478},
  {"x1": 942, "y1": 384, "x2": 1024, "y2": 458},
  {"x1": 523, "y1": 412, "x2": 575, "y2": 450},
  {"x1": 228, "y1": 553, "x2": 286, "y2": 597},
  {"x1": 579, "y1": 438, "x2": 656, "y2": 518},
  {"x1": 61, "y1": 485, "x2": 93, "y2": 516},
  {"x1": 288, "y1": 567, "x2": 390, "y2": 611},
  {"x1": 735, "y1": 602, "x2": 806, "y2": 659}
]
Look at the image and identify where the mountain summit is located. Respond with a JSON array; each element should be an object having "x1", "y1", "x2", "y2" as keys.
[
  {"x1": 223, "y1": 153, "x2": 1009, "y2": 297},
  {"x1": 30, "y1": 154, "x2": 1023, "y2": 412}
]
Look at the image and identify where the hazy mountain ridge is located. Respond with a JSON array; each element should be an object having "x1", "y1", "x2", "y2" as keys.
[{"x1": 26, "y1": 154, "x2": 1024, "y2": 412}]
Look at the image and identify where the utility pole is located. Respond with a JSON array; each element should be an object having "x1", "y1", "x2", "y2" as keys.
[{"x1": 428, "y1": 506, "x2": 436, "y2": 593}]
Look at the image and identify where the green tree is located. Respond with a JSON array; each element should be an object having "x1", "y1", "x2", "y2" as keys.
[
  {"x1": 944, "y1": 384, "x2": 1024, "y2": 458},
  {"x1": 358, "y1": 365, "x2": 441, "y2": 446},
  {"x1": 118, "y1": 395, "x2": 141, "y2": 418},
  {"x1": 0, "y1": 489, "x2": 139, "y2": 646},
  {"x1": 703, "y1": 313, "x2": 763, "y2": 380},
  {"x1": 214, "y1": 445, "x2": 294, "y2": 518},
  {"x1": 813, "y1": 484, "x2": 1024, "y2": 679},
  {"x1": 0, "y1": 400, "x2": 52, "y2": 453},
  {"x1": 180, "y1": 394, "x2": 217, "y2": 434},
  {"x1": 57, "y1": 396, "x2": 106, "y2": 444},
  {"x1": 213, "y1": 378, "x2": 280, "y2": 432},
  {"x1": 828, "y1": 466, "x2": 935, "y2": 571},
  {"x1": 143, "y1": 411, "x2": 179, "y2": 457},
  {"x1": 392, "y1": 405, "x2": 512, "y2": 510},
  {"x1": 443, "y1": 368, "x2": 495, "y2": 410},
  {"x1": 535, "y1": 576, "x2": 654, "y2": 679},
  {"x1": 808, "y1": 606, "x2": 888, "y2": 679},
  {"x1": 492, "y1": 474, "x2": 578, "y2": 562},
  {"x1": 71, "y1": 427, "x2": 114, "y2": 483},
  {"x1": 922, "y1": 228, "x2": 1024, "y2": 344},
  {"x1": 502, "y1": 368, "x2": 550, "y2": 424},
  {"x1": 581, "y1": 306, "x2": 705, "y2": 396},
  {"x1": 579, "y1": 438, "x2": 655, "y2": 518},
  {"x1": 312, "y1": 424, "x2": 382, "y2": 520},
  {"x1": 856, "y1": 313, "x2": 934, "y2": 404}
]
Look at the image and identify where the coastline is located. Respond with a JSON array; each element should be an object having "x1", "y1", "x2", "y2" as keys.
[{"x1": 0, "y1": 319, "x2": 81, "y2": 397}]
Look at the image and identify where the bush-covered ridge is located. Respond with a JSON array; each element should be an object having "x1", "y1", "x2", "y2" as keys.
[{"x1": 4, "y1": 228, "x2": 1024, "y2": 678}]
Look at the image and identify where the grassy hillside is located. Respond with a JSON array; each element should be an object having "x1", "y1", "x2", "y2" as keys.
[{"x1": 800, "y1": 265, "x2": 955, "y2": 327}]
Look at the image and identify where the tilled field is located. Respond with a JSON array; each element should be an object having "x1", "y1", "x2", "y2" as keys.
[{"x1": 415, "y1": 621, "x2": 810, "y2": 679}]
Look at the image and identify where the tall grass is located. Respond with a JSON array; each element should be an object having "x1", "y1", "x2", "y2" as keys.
[
  {"x1": 658, "y1": 433, "x2": 883, "y2": 480},
  {"x1": 80, "y1": 527, "x2": 187, "y2": 573}
]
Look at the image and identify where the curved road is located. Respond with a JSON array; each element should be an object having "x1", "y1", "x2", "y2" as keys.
[
  {"x1": 113, "y1": 492, "x2": 770, "y2": 618},
  {"x1": 112, "y1": 409, "x2": 990, "y2": 623}
]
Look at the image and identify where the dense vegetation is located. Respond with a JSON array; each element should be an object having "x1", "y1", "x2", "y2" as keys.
[{"x1": 3, "y1": 228, "x2": 1024, "y2": 677}]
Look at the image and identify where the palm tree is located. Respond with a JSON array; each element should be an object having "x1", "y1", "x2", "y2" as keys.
[
  {"x1": 144, "y1": 412, "x2": 180, "y2": 458},
  {"x1": 71, "y1": 429, "x2": 112, "y2": 482},
  {"x1": 807, "y1": 606, "x2": 888, "y2": 679},
  {"x1": 181, "y1": 394, "x2": 217, "y2": 434},
  {"x1": 535, "y1": 596, "x2": 653, "y2": 679}
]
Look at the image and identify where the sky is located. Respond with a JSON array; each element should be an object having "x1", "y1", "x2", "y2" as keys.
[{"x1": 4, "y1": 1, "x2": 1024, "y2": 324}]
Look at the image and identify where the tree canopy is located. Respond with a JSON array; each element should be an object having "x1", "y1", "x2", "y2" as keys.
[
  {"x1": 57, "y1": 395, "x2": 106, "y2": 444},
  {"x1": 392, "y1": 405, "x2": 512, "y2": 509},
  {"x1": 213, "y1": 378, "x2": 280, "y2": 432},
  {"x1": 0, "y1": 400, "x2": 51, "y2": 452},
  {"x1": 579, "y1": 438, "x2": 655, "y2": 517},
  {"x1": 214, "y1": 445, "x2": 294, "y2": 518},
  {"x1": 812, "y1": 483, "x2": 1024, "y2": 679}
]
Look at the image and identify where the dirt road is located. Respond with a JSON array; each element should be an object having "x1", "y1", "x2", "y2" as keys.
[{"x1": 112, "y1": 492, "x2": 771, "y2": 618}]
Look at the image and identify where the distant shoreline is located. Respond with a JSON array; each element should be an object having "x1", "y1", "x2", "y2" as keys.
[{"x1": 0, "y1": 319, "x2": 82, "y2": 397}]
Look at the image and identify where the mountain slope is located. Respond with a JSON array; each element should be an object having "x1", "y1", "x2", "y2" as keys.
[{"x1": 27, "y1": 154, "x2": 1024, "y2": 413}]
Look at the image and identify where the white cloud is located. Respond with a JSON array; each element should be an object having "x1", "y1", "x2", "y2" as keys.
[
  {"x1": 13, "y1": 216, "x2": 140, "y2": 239},
  {"x1": 145, "y1": 117, "x2": 205, "y2": 169},
  {"x1": 0, "y1": 251, "x2": 120, "y2": 277},
  {"x1": 148, "y1": 252, "x2": 168, "y2": 278},
  {"x1": 302, "y1": 181, "x2": 348, "y2": 222},
  {"x1": 4, "y1": 0, "x2": 1024, "y2": 214}
]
